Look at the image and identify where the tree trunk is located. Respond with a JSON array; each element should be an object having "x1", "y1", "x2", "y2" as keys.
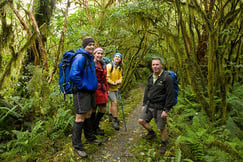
[
  {"x1": 29, "y1": 0, "x2": 49, "y2": 74},
  {"x1": 208, "y1": 32, "x2": 216, "y2": 121}
]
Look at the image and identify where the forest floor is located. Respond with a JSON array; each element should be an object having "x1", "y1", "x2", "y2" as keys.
[{"x1": 87, "y1": 85, "x2": 145, "y2": 162}]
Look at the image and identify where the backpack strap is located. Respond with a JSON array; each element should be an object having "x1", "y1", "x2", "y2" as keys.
[
  {"x1": 110, "y1": 62, "x2": 122, "y2": 73},
  {"x1": 161, "y1": 71, "x2": 169, "y2": 82},
  {"x1": 82, "y1": 54, "x2": 89, "y2": 78},
  {"x1": 110, "y1": 62, "x2": 114, "y2": 73},
  {"x1": 76, "y1": 53, "x2": 93, "y2": 78}
]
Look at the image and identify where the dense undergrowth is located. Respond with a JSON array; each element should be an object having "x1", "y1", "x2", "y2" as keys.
[{"x1": 0, "y1": 73, "x2": 242, "y2": 161}]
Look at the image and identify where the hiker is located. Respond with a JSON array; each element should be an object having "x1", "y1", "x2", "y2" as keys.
[
  {"x1": 91, "y1": 47, "x2": 109, "y2": 136},
  {"x1": 138, "y1": 57, "x2": 174, "y2": 155},
  {"x1": 107, "y1": 53, "x2": 123, "y2": 130},
  {"x1": 70, "y1": 37, "x2": 101, "y2": 158}
]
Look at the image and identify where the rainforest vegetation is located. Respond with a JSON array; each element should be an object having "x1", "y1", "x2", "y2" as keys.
[{"x1": 0, "y1": 0, "x2": 242, "y2": 161}]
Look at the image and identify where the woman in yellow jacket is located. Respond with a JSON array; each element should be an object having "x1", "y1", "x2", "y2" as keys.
[{"x1": 107, "y1": 53, "x2": 123, "y2": 130}]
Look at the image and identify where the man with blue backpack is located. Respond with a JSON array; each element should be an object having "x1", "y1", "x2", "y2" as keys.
[
  {"x1": 138, "y1": 57, "x2": 178, "y2": 155},
  {"x1": 69, "y1": 37, "x2": 101, "y2": 158}
]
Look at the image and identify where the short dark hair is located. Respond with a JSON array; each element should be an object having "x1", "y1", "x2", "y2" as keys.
[{"x1": 152, "y1": 57, "x2": 163, "y2": 65}]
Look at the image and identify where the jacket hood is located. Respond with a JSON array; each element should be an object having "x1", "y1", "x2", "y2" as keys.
[{"x1": 76, "y1": 48, "x2": 94, "y2": 59}]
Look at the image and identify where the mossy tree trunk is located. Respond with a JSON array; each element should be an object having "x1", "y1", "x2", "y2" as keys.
[
  {"x1": 207, "y1": 32, "x2": 216, "y2": 121},
  {"x1": 171, "y1": 0, "x2": 242, "y2": 123},
  {"x1": 173, "y1": 0, "x2": 208, "y2": 112},
  {"x1": 0, "y1": 0, "x2": 56, "y2": 95}
]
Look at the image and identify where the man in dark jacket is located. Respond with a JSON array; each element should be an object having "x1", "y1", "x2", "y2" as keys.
[
  {"x1": 70, "y1": 37, "x2": 100, "y2": 158},
  {"x1": 138, "y1": 57, "x2": 174, "y2": 155}
]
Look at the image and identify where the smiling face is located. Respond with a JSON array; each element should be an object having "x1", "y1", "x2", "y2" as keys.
[
  {"x1": 114, "y1": 55, "x2": 121, "y2": 64},
  {"x1": 84, "y1": 42, "x2": 95, "y2": 54},
  {"x1": 94, "y1": 50, "x2": 104, "y2": 62},
  {"x1": 152, "y1": 59, "x2": 163, "y2": 75}
]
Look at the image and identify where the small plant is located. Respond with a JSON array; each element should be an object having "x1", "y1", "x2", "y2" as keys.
[{"x1": 1, "y1": 120, "x2": 46, "y2": 161}]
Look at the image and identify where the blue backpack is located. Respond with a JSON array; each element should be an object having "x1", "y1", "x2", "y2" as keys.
[
  {"x1": 163, "y1": 71, "x2": 179, "y2": 105},
  {"x1": 102, "y1": 57, "x2": 112, "y2": 64},
  {"x1": 102, "y1": 57, "x2": 114, "y2": 73},
  {"x1": 59, "y1": 50, "x2": 88, "y2": 95}
]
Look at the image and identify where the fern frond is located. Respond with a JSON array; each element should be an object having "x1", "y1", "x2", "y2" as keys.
[
  {"x1": 31, "y1": 120, "x2": 43, "y2": 136},
  {"x1": 175, "y1": 148, "x2": 182, "y2": 162},
  {"x1": 183, "y1": 159, "x2": 194, "y2": 162},
  {"x1": 207, "y1": 140, "x2": 241, "y2": 159},
  {"x1": 0, "y1": 105, "x2": 20, "y2": 122}
]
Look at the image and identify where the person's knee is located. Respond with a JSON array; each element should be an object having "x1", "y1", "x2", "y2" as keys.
[
  {"x1": 160, "y1": 127, "x2": 167, "y2": 133},
  {"x1": 75, "y1": 114, "x2": 85, "y2": 122},
  {"x1": 112, "y1": 101, "x2": 117, "y2": 106},
  {"x1": 91, "y1": 107, "x2": 97, "y2": 113},
  {"x1": 99, "y1": 107, "x2": 107, "y2": 113},
  {"x1": 85, "y1": 111, "x2": 92, "y2": 119},
  {"x1": 111, "y1": 101, "x2": 117, "y2": 109},
  {"x1": 138, "y1": 118, "x2": 146, "y2": 125}
]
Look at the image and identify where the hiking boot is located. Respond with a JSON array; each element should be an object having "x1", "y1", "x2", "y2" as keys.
[
  {"x1": 112, "y1": 118, "x2": 119, "y2": 130},
  {"x1": 108, "y1": 114, "x2": 113, "y2": 122},
  {"x1": 159, "y1": 143, "x2": 166, "y2": 155},
  {"x1": 95, "y1": 127, "x2": 105, "y2": 136},
  {"x1": 142, "y1": 131, "x2": 156, "y2": 140},
  {"x1": 86, "y1": 138, "x2": 102, "y2": 146},
  {"x1": 73, "y1": 148, "x2": 88, "y2": 158}
]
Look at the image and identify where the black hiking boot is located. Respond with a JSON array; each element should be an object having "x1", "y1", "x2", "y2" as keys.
[
  {"x1": 159, "y1": 141, "x2": 167, "y2": 155},
  {"x1": 142, "y1": 130, "x2": 156, "y2": 140},
  {"x1": 95, "y1": 127, "x2": 105, "y2": 136},
  {"x1": 159, "y1": 140, "x2": 169, "y2": 155},
  {"x1": 108, "y1": 114, "x2": 113, "y2": 122},
  {"x1": 94, "y1": 112, "x2": 105, "y2": 136},
  {"x1": 112, "y1": 118, "x2": 119, "y2": 130},
  {"x1": 73, "y1": 148, "x2": 88, "y2": 158}
]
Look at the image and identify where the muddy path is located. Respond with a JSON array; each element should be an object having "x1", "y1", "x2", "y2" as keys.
[{"x1": 89, "y1": 86, "x2": 145, "y2": 162}]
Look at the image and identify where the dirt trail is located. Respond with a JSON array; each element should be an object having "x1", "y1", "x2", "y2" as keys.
[{"x1": 89, "y1": 87, "x2": 145, "y2": 162}]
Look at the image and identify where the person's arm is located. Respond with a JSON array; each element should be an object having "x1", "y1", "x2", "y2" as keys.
[
  {"x1": 106, "y1": 63, "x2": 117, "y2": 85},
  {"x1": 70, "y1": 55, "x2": 85, "y2": 88}
]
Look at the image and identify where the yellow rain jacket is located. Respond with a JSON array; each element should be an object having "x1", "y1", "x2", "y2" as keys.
[{"x1": 106, "y1": 63, "x2": 123, "y2": 91}]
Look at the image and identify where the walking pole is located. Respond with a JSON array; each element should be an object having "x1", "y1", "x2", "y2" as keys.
[{"x1": 118, "y1": 88, "x2": 127, "y2": 131}]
